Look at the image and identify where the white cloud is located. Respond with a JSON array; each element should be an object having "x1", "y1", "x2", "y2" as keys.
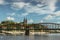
[
  {"x1": 21, "y1": 13, "x2": 29, "y2": 17},
  {"x1": 40, "y1": 0, "x2": 57, "y2": 12},
  {"x1": 11, "y1": 2, "x2": 30, "y2": 10},
  {"x1": 11, "y1": 2, "x2": 51, "y2": 15},
  {"x1": 24, "y1": 4, "x2": 53, "y2": 15},
  {"x1": 32, "y1": 0, "x2": 57, "y2": 12},
  {"x1": 37, "y1": 4, "x2": 44, "y2": 7},
  {"x1": 34, "y1": 0, "x2": 56, "y2": 11},
  {"x1": 56, "y1": 22, "x2": 60, "y2": 23},
  {"x1": 0, "y1": 0, "x2": 5, "y2": 5},
  {"x1": 11, "y1": 0, "x2": 57, "y2": 12},
  {"x1": 54, "y1": 11, "x2": 60, "y2": 16},
  {"x1": 7, "y1": 13, "x2": 15, "y2": 16},
  {"x1": 40, "y1": 20, "x2": 43, "y2": 23},
  {"x1": 0, "y1": 0, "x2": 8, "y2": 5},
  {"x1": 28, "y1": 19, "x2": 33, "y2": 23},
  {"x1": 48, "y1": 0, "x2": 57, "y2": 11},
  {"x1": 47, "y1": 11, "x2": 60, "y2": 18},
  {"x1": 7, "y1": 16, "x2": 15, "y2": 20},
  {"x1": 11, "y1": 13, "x2": 15, "y2": 16},
  {"x1": 11, "y1": 0, "x2": 57, "y2": 16},
  {"x1": 44, "y1": 15, "x2": 53, "y2": 20},
  {"x1": 41, "y1": 11, "x2": 60, "y2": 23}
]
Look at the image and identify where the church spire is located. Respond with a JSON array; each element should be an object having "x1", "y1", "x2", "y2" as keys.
[{"x1": 23, "y1": 17, "x2": 27, "y2": 24}]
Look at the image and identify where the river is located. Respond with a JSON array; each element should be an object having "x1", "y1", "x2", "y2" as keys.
[{"x1": 0, "y1": 33, "x2": 60, "y2": 40}]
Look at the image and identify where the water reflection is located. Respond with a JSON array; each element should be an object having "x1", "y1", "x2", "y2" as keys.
[{"x1": 0, "y1": 34, "x2": 60, "y2": 40}]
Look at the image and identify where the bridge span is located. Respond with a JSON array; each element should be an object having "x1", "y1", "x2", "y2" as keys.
[{"x1": 0, "y1": 23, "x2": 60, "y2": 35}]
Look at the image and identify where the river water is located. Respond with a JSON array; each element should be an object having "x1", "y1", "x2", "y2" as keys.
[{"x1": 0, "y1": 33, "x2": 60, "y2": 40}]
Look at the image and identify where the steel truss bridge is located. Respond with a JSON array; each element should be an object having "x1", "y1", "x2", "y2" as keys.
[
  {"x1": 0, "y1": 23, "x2": 60, "y2": 30},
  {"x1": 0, "y1": 23, "x2": 60, "y2": 35}
]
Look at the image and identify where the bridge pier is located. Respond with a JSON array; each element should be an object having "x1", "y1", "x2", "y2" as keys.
[
  {"x1": 0, "y1": 27, "x2": 2, "y2": 33},
  {"x1": 25, "y1": 29, "x2": 29, "y2": 35},
  {"x1": 25, "y1": 26, "x2": 29, "y2": 35}
]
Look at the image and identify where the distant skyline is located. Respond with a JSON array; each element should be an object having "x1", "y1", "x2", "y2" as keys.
[{"x1": 0, "y1": 0, "x2": 60, "y2": 23}]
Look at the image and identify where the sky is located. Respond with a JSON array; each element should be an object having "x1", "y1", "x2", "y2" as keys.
[{"x1": 0, "y1": 0, "x2": 60, "y2": 23}]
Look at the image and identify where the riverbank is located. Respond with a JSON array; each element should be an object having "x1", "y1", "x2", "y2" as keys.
[{"x1": 1, "y1": 30, "x2": 50, "y2": 35}]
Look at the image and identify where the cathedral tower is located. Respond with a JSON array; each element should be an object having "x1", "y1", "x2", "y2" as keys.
[{"x1": 23, "y1": 18, "x2": 27, "y2": 25}]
